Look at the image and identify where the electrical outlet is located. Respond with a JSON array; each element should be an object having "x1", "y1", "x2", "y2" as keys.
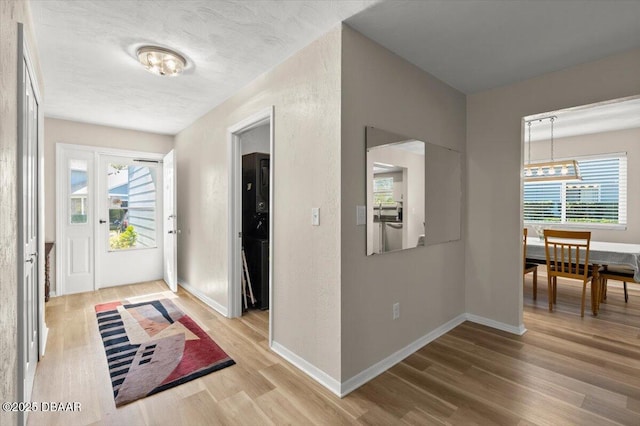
[
  {"x1": 311, "y1": 207, "x2": 320, "y2": 226},
  {"x1": 393, "y1": 302, "x2": 400, "y2": 320}
]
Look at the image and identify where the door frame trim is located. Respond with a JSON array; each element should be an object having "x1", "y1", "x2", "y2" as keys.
[
  {"x1": 55, "y1": 143, "x2": 164, "y2": 295},
  {"x1": 227, "y1": 106, "x2": 274, "y2": 346},
  {"x1": 163, "y1": 149, "x2": 178, "y2": 292},
  {"x1": 16, "y1": 22, "x2": 44, "y2": 424}
]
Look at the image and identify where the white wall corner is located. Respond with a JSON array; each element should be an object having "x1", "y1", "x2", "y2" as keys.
[
  {"x1": 339, "y1": 313, "x2": 467, "y2": 397},
  {"x1": 270, "y1": 341, "x2": 342, "y2": 397},
  {"x1": 178, "y1": 279, "x2": 229, "y2": 318},
  {"x1": 465, "y1": 313, "x2": 527, "y2": 335}
]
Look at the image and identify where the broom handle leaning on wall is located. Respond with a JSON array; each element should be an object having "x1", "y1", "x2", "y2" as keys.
[
  {"x1": 241, "y1": 260, "x2": 248, "y2": 309},
  {"x1": 242, "y1": 248, "x2": 256, "y2": 305}
]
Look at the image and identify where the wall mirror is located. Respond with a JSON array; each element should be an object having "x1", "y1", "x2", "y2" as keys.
[
  {"x1": 424, "y1": 140, "x2": 462, "y2": 245},
  {"x1": 366, "y1": 127, "x2": 425, "y2": 255},
  {"x1": 366, "y1": 126, "x2": 461, "y2": 256}
]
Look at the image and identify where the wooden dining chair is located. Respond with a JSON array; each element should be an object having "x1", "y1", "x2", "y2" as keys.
[
  {"x1": 600, "y1": 266, "x2": 637, "y2": 303},
  {"x1": 543, "y1": 229, "x2": 596, "y2": 317},
  {"x1": 523, "y1": 228, "x2": 538, "y2": 299}
]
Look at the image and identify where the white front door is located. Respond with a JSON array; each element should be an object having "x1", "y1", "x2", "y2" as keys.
[
  {"x1": 97, "y1": 155, "x2": 164, "y2": 287},
  {"x1": 163, "y1": 150, "x2": 178, "y2": 291},
  {"x1": 59, "y1": 148, "x2": 95, "y2": 294},
  {"x1": 57, "y1": 148, "x2": 167, "y2": 294},
  {"x1": 20, "y1": 54, "x2": 39, "y2": 402}
]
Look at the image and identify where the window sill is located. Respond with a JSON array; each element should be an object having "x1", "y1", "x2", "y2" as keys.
[
  {"x1": 108, "y1": 245, "x2": 158, "y2": 253},
  {"x1": 524, "y1": 222, "x2": 627, "y2": 231}
]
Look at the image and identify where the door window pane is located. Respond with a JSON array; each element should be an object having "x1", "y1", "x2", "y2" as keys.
[
  {"x1": 69, "y1": 159, "x2": 88, "y2": 224},
  {"x1": 108, "y1": 163, "x2": 157, "y2": 250}
]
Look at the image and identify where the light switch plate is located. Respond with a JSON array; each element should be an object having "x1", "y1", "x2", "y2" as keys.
[
  {"x1": 312, "y1": 207, "x2": 320, "y2": 226},
  {"x1": 356, "y1": 205, "x2": 366, "y2": 226}
]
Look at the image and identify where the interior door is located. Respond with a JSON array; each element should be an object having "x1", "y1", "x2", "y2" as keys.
[
  {"x1": 163, "y1": 150, "x2": 177, "y2": 291},
  {"x1": 97, "y1": 155, "x2": 164, "y2": 287},
  {"x1": 21, "y1": 54, "x2": 39, "y2": 403}
]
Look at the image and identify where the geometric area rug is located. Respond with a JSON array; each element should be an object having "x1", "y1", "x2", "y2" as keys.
[{"x1": 95, "y1": 298, "x2": 235, "y2": 407}]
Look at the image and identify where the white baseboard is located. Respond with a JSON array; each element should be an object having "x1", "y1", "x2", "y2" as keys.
[
  {"x1": 338, "y1": 313, "x2": 524, "y2": 396},
  {"x1": 178, "y1": 279, "x2": 229, "y2": 317},
  {"x1": 176, "y1": 291, "x2": 525, "y2": 399},
  {"x1": 49, "y1": 291, "x2": 57, "y2": 298},
  {"x1": 271, "y1": 341, "x2": 342, "y2": 397},
  {"x1": 339, "y1": 313, "x2": 467, "y2": 396},
  {"x1": 465, "y1": 313, "x2": 527, "y2": 335},
  {"x1": 267, "y1": 313, "x2": 524, "y2": 398},
  {"x1": 39, "y1": 324, "x2": 49, "y2": 357}
]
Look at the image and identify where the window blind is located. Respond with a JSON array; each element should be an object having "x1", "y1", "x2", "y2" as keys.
[{"x1": 524, "y1": 154, "x2": 627, "y2": 226}]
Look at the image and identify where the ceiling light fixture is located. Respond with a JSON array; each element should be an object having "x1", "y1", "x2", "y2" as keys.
[
  {"x1": 137, "y1": 46, "x2": 186, "y2": 77},
  {"x1": 523, "y1": 115, "x2": 581, "y2": 182}
]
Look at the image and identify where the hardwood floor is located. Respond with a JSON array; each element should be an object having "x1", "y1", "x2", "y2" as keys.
[{"x1": 29, "y1": 277, "x2": 640, "y2": 425}]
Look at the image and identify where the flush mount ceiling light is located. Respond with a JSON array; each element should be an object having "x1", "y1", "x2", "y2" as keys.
[
  {"x1": 137, "y1": 46, "x2": 186, "y2": 77},
  {"x1": 523, "y1": 115, "x2": 581, "y2": 182}
]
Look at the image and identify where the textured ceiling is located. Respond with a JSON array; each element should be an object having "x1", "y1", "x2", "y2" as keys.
[
  {"x1": 30, "y1": 1, "x2": 640, "y2": 136},
  {"x1": 30, "y1": 0, "x2": 378, "y2": 135}
]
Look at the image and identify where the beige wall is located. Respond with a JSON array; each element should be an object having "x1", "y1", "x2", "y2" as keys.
[
  {"x1": 466, "y1": 48, "x2": 640, "y2": 327},
  {"x1": 527, "y1": 127, "x2": 640, "y2": 243},
  {"x1": 341, "y1": 26, "x2": 467, "y2": 380},
  {"x1": 174, "y1": 28, "x2": 342, "y2": 380},
  {"x1": 0, "y1": 0, "x2": 43, "y2": 422},
  {"x1": 44, "y1": 118, "x2": 174, "y2": 294}
]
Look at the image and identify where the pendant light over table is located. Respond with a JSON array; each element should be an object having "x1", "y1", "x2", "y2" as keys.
[{"x1": 523, "y1": 115, "x2": 581, "y2": 182}]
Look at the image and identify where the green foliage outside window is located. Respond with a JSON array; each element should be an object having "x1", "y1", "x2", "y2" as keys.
[
  {"x1": 524, "y1": 201, "x2": 619, "y2": 224},
  {"x1": 109, "y1": 225, "x2": 138, "y2": 249},
  {"x1": 567, "y1": 203, "x2": 618, "y2": 223}
]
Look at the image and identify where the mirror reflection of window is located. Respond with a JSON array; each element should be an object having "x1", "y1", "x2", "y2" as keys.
[
  {"x1": 373, "y1": 176, "x2": 394, "y2": 205},
  {"x1": 366, "y1": 126, "x2": 462, "y2": 252},
  {"x1": 366, "y1": 127, "x2": 426, "y2": 255}
]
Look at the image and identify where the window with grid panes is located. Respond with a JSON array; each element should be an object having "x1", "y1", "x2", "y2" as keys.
[{"x1": 524, "y1": 155, "x2": 627, "y2": 227}]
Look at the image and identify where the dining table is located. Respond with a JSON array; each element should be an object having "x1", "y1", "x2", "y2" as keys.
[{"x1": 525, "y1": 238, "x2": 640, "y2": 315}]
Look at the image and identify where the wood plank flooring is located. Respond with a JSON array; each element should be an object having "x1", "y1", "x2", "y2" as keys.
[{"x1": 28, "y1": 276, "x2": 640, "y2": 425}]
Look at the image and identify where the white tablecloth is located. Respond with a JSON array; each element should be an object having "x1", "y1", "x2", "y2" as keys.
[{"x1": 526, "y1": 239, "x2": 640, "y2": 281}]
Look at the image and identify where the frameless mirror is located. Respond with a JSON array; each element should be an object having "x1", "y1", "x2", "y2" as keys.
[
  {"x1": 367, "y1": 127, "x2": 425, "y2": 255},
  {"x1": 424, "y1": 142, "x2": 461, "y2": 245},
  {"x1": 366, "y1": 126, "x2": 462, "y2": 256}
]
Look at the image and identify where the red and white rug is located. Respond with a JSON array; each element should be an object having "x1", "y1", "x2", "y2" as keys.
[{"x1": 95, "y1": 297, "x2": 235, "y2": 406}]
